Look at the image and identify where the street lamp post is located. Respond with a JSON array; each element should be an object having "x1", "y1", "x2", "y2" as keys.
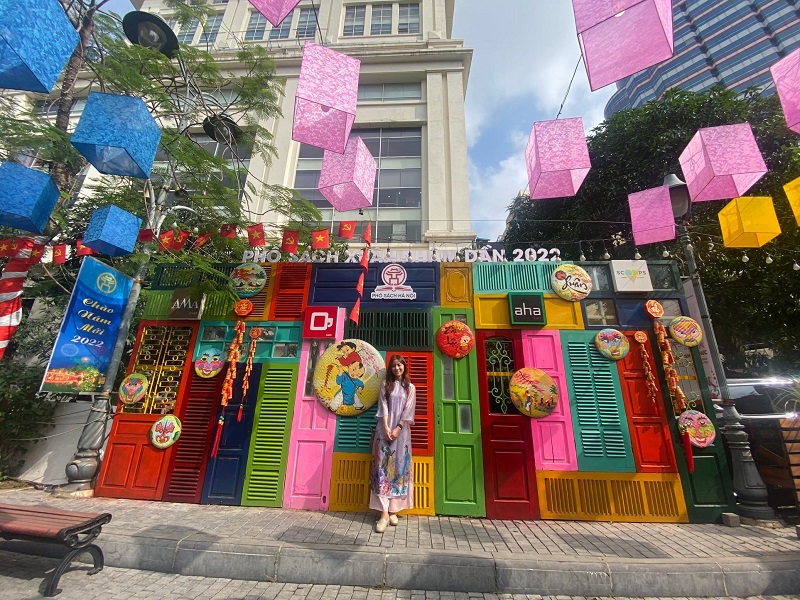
[{"x1": 664, "y1": 174, "x2": 775, "y2": 520}]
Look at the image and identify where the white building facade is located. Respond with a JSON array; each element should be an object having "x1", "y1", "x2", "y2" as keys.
[{"x1": 134, "y1": 0, "x2": 476, "y2": 252}]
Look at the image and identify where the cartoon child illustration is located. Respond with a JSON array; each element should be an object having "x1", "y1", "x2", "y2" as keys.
[
  {"x1": 335, "y1": 360, "x2": 366, "y2": 411},
  {"x1": 324, "y1": 341, "x2": 363, "y2": 389}
]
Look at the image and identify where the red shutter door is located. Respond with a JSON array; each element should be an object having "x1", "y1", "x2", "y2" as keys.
[
  {"x1": 617, "y1": 331, "x2": 677, "y2": 472},
  {"x1": 477, "y1": 330, "x2": 538, "y2": 520},
  {"x1": 386, "y1": 351, "x2": 434, "y2": 456},
  {"x1": 162, "y1": 372, "x2": 224, "y2": 503},
  {"x1": 268, "y1": 264, "x2": 310, "y2": 321}
]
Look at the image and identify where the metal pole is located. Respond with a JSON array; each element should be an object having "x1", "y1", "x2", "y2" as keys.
[{"x1": 678, "y1": 224, "x2": 775, "y2": 519}]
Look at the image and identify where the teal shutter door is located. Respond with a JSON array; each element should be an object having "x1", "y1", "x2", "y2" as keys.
[
  {"x1": 561, "y1": 330, "x2": 635, "y2": 472},
  {"x1": 242, "y1": 363, "x2": 298, "y2": 506},
  {"x1": 334, "y1": 403, "x2": 378, "y2": 453}
]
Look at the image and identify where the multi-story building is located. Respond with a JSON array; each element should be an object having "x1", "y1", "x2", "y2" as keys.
[
  {"x1": 134, "y1": 0, "x2": 476, "y2": 252},
  {"x1": 605, "y1": 0, "x2": 800, "y2": 117}
]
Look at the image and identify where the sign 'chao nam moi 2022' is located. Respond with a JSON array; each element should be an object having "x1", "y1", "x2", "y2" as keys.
[{"x1": 41, "y1": 257, "x2": 133, "y2": 393}]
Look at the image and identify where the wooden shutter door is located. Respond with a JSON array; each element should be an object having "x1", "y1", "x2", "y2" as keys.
[
  {"x1": 268, "y1": 264, "x2": 310, "y2": 321},
  {"x1": 561, "y1": 330, "x2": 635, "y2": 472},
  {"x1": 242, "y1": 363, "x2": 299, "y2": 506},
  {"x1": 386, "y1": 351, "x2": 434, "y2": 456},
  {"x1": 283, "y1": 340, "x2": 336, "y2": 510},
  {"x1": 617, "y1": 331, "x2": 677, "y2": 473},
  {"x1": 477, "y1": 330, "x2": 538, "y2": 520},
  {"x1": 433, "y1": 308, "x2": 486, "y2": 517},
  {"x1": 162, "y1": 372, "x2": 223, "y2": 503},
  {"x1": 200, "y1": 364, "x2": 261, "y2": 505},
  {"x1": 521, "y1": 330, "x2": 578, "y2": 471}
]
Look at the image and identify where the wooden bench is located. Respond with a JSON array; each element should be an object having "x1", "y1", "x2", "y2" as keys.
[{"x1": 0, "y1": 503, "x2": 112, "y2": 597}]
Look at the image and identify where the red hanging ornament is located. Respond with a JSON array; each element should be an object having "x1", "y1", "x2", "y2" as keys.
[
  {"x1": 239, "y1": 327, "x2": 260, "y2": 422},
  {"x1": 212, "y1": 321, "x2": 246, "y2": 457}
]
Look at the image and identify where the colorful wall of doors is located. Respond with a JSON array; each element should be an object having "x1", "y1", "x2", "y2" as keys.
[{"x1": 95, "y1": 260, "x2": 735, "y2": 523}]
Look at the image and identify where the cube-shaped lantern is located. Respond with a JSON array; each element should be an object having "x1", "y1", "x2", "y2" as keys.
[
  {"x1": 678, "y1": 123, "x2": 767, "y2": 202},
  {"x1": 783, "y1": 176, "x2": 800, "y2": 226},
  {"x1": 292, "y1": 43, "x2": 359, "y2": 154},
  {"x1": 83, "y1": 205, "x2": 142, "y2": 257},
  {"x1": 0, "y1": 0, "x2": 78, "y2": 93},
  {"x1": 572, "y1": 0, "x2": 674, "y2": 91},
  {"x1": 718, "y1": 197, "x2": 781, "y2": 248},
  {"x1": 526, "y1": 118, "x2": 591, "y2": 199},
  {"x1": 71, "y1": 92, "x2": 161, "y2": 179},
  {"x1": 318, "y1": 136, "x2": 376, "y2": 212},
  {"x1": 628, "y1": 185, "x2": 676, "y2": 245},
  {"x1": 248, "y1": 0, "x2": 301, "y2": 26},
  {"x1": 0, "y1": 162, "x2": 59, "y2": 234},
  {"x1": 770, "y1": 48, "x2": 800, "y2": 134}
]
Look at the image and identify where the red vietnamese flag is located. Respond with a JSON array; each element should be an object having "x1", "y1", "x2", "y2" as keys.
[
  {"x1": 355, "y1": 272, "x2": 364, "y2": 296},
  {"x1": 52, "y1": 244, "x2": 67, "y2": 265},
  {"x1": 349, "y1": 298, "x2": 361, "y2": 326},
  {"x1": 138, "y1": 229, "x2": 154, "y2": 242},
  {"x1": 338, "y1": 221, "x2": 356, "y2": 239},
  {"x1": 247, "y1": 223, "x2": 265, "y2": 247},
  {"x1": 28, "y1": 244, "x2": 45, "y2": 265},
  {"x1": 0, "y1": 238, "x2": 14, "y2": 258},
  {"x1": 193, "y1": 232, "x2": 212, "y2": 250},
  {"x1": 220, "y1": 223, "x2": 237, "y2": 239},
  {"x1": 172, "y1": 229, "x2": 190, "y2": 251},
  {"x1": 75, "y1": 238, "x2": 96, "y2": 256},
  {"x1": 158, "y1": 230, "x2": 175, "y2": 252},
  {"x1": 311, "y1": 228, "x2": 330, "y2": 250},
  {"x1": 362, "y1": 221, "x2": 372, "y2": 246},
  {"x1": 281, "y1": 229, "x2": 299, "y2": 254},
  {"x1": 359, "y1": 247, "x2": 369, "y2": 272}
]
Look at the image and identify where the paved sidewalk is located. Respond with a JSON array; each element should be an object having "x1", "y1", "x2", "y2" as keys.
[{"x1": 1, "y1": 487, "x2": 799, "y2": 597}]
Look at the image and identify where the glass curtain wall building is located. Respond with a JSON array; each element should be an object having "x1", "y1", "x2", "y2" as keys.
[{"x1": 605, "y1": 0, "x2": 800, "y2": 117}]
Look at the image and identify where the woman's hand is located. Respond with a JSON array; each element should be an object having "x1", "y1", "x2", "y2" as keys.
[{"x1": 383, "y1": 425, "x2": 393, "y2": 440}]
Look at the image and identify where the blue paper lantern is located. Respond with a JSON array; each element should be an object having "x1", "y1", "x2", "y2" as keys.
[
  {"x1": 0, "y1": 162, "x2": 60, "y2": 233},
  {"x1": 71, "y1": 92, "x2": 161, "y2": 179},
  {"x1": 0, "y1": 0, "x2": 78, "y2": 93},
  {"x1": 83, "y1": 205, "x2": 142, "y2": 257}
]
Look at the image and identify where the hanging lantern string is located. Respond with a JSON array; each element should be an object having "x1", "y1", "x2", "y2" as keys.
[
  {"x1": 310, "y1": 0, "x2": 324, "y2": 46},
  {"x1": 555, "y1": 55, "x2": 584, "y2": 120}
]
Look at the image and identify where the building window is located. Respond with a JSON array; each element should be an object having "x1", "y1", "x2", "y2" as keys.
[
  {"x1": 483, "y1": 336, "x2": 520, "y2": 415},
  {"x1": 358, "y1": 82, "x2": 422, "y2": 101},
  {"x1": 584, "y1": 300, "x2": 619, "y2": 326},
  {"x1": 245, "y1": 12, "x2": 268, "y2": 41},
  {"x1": 198, "y1": 13, "x2": 223, "y2": 44},
  {"x1": 649, "y1": 263, "x2": 679, "y2": 290},
  {"x1": 296, "y1": 7, "x2": 317, "y2": 39},
  {"x1": 583, "y1": 264, "x2": 613, "y2": 292},
  {"x1": 370, "y1": 4, "x2": 392, "y2": 35},
  {"x1": 343, "y1": 5, "x2": 365, "y2": 36},
  {"x1": 398, "y1": 3, "x2": 420, "y2": 34},
  {"x1": 269, "y1": 10, "x2": 293, "y2": 39},
  {"x1": 176, "y1": 18, "x2": 199, "y2": 44},
  {"x1": 294, "y1": 127, "x2": 423, "y2": 243}
]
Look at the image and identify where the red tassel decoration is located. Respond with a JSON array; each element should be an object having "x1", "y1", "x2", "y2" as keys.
[
  {"x1": 237, "y1": 403, "x2": 244, "y2": 423},
  {"x1": 211, "y1": 416, "x2": 224, "y2": 458},
  {"x1": 682, "y1": 430, "x2": 695, "y2": 473}
]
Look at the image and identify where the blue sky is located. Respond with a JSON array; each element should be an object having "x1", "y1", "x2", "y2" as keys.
[{"x1": 104, "y1": 0, "x2": 615, "y2": 242}]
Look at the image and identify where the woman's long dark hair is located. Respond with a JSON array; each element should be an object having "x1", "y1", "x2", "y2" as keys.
[{"x1": 384, "y1": 354, "x2": 411, "y2": 395}]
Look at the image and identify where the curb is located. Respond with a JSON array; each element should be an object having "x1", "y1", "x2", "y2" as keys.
[{"x1": 7, "y1": 533, "x2": 798, "y2": 597}]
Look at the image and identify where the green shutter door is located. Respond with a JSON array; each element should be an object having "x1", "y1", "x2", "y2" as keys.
[
  {"x1": 561, "y1": 330, "x2": 635, "y2": 472},
  {"x1": 433, "y1": 308, "x2": 486, "y2": 517},
  {"x1": 242, "y1": 363, "x2": 298, "y2": 506}
]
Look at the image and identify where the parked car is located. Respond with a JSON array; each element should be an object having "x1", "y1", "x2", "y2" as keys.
[{"x1": 719, "y1": 377, "x2": 799, "y2": 513}]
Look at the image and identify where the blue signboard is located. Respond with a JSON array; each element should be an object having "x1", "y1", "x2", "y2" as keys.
[{"x1": 41, "y1": 257, "x2": 133, "y2": 393}]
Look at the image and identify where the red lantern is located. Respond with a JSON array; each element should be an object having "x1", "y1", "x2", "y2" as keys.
[{"x1": 436, "y1": 320, "x2": 475, "y2": 359}]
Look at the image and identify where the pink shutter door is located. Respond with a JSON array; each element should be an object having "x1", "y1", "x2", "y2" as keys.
[
  {"x1": 521, "y1": 330, "x2": 578, "y2": 471},
  {"x1": 283, "y1": 337, "x2": 338, "y2": 509}
]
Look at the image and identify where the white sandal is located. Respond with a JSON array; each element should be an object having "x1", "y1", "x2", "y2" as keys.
[
  {"x1": 389, "y1": 514, "x2": 399, "y2": 526},
  {"x1": 375, "y1": 517, "x2": 389, "y2": 533}
]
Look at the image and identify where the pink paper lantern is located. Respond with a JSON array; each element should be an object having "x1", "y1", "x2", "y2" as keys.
[
  {"x1": 628, "y1": 186, "x2": 676, "y2": 245},
  {"x1": 525, "y1": 117, "x2": 591, "y2": 199},
  {"x1": 572, "y1": 0, "x2": 674, "y2": 91},
  {"x1": 293, "y1": 43, "x2": 360, "y2": 154},
  {"x1": 678, "y1": 123, "x2": 767, "y2": 203},
  {"x1": 248, "y1": 0, "x2": 301, "y2": 26},
  {"x1": 770, "y1": 48, "x2": 800, "y2": 134},
  {"x1": 318, "y1": 136, "x2": 377, "y2": 212}
]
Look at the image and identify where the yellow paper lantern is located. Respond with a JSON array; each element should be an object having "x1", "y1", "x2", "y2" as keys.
[
  {"x1": 782, "y1": 176, "x2": 800, "y2": 227},
  {"x1": 718, "y1": 196, "x2": 781, "y2": 248}
]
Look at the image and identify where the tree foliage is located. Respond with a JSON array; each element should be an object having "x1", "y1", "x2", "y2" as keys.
[{"x1": 504, "y1": 88, "x2": 800, "y2": 375}]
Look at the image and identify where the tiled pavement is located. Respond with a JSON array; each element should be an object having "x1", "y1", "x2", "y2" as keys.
[{"x1": 1, "y1": 487, "x2": 800, "y2": 597}]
